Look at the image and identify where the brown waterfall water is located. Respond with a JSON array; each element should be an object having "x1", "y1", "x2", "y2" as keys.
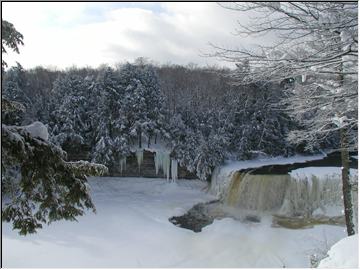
[
  {"x1": 223, "y1": 171, "x2": 345, "y2": 217},
  {"x1": 226, "y1": 172, "x2": 244, "y2": 206},
  {"x1": 209, "y1": 169, "x2": 360, "y2": 229},
  {"x1": 225, "y1": 173, "x2": 290, "y2": 212}
]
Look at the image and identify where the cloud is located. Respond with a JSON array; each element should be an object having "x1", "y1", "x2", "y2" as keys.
[{"x1": 2, "y1": 2, "x2": 259, "y2": 69}]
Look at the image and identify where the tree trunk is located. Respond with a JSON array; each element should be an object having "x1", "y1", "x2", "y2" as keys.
[{"x1": 340, "y1": 127, "x2": 355, "y2": 236}]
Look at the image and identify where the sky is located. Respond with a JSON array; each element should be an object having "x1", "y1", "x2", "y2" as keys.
[{"x1": 2, "y1": 2, "x2": 260, "y2": 70}]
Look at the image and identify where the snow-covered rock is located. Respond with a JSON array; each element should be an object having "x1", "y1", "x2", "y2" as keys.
[
  {"x1": 318, "y1": 234, "x2": 358, "y2": 268},
  {"x1": 24, "y1": 121, "x2": 49, "y2": 141}
]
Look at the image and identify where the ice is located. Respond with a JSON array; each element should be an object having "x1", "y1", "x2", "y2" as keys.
[
  {"x1": 318, "y1": 234, "x2": 358, "y2": 268},
  {"x1": 136, "y1": 149, "x2": 143, "y2": 171},
  {"x1": 24, "y1": 121, "x2": 49, "y2": 141},
  {"x1": 154, "y1": 150, "x2": 171, "y2": 181},
  {"x1": 171, "y1": 159, "x2": 178, "y2": 182},
  {"x1": 119, "y1": 157, "x2": 127, "y2": 174},
  {"x1": 2, "y1": 177, "x2": 347, "y2": 268}
]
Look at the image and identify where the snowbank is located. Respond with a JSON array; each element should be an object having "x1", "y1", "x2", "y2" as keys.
[{"x1": 318, "y1": 234, "x2": 358, "y2": 268}]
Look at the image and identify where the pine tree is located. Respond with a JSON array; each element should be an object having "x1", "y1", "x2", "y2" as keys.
[
  {"x1": 50, "y1": 72, "x2": 92, "y2": 147},
  {"x1": 92, "y1": 67, "x2": 130, "y2": 167},
  {"x1": 1, "y1": 22, "x2": 108, "y2": 235},
  {"x1": 118, "y1": 63, "x2": 167, "y2": 149},
  {"x1": 2, "y1": 63, "x2": 29, "y2": 125}
]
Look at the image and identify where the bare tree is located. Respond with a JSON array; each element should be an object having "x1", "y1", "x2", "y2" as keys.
[{"x1": 210, "y1": 2, "x2": 358, "y2": 235}]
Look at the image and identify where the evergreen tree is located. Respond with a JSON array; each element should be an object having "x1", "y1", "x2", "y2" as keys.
[
  {"x1": 50, "y1": 72, "x2": 92, "y2": 147},
  {"x1": 2, "y1": 63, "x2": 28, "y2": 125},
  {"x1": 92, "y1": 67, "x2": 130, "y2": 167},
  {"x1": 118, "y1": 63, "x2": 167, "y2": 148},
  {"x1": 1, "y1": 21, "x2": 108, "y2": 235}
]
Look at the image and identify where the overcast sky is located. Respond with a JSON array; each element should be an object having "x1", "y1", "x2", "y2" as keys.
[{"x1": 3, "y1": 2, "x2": 259, "y2": 69}]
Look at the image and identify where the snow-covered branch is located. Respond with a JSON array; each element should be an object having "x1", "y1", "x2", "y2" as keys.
[{"x1": 1, "y1": 123, "x2": 108, "y2": 235}]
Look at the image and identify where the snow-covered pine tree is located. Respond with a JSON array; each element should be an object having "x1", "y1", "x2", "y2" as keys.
[
  {"x1": 168, "y1": 112, "x2": 199, "y2": 174},
  {"x1": 2, "y1": 19, "x2": 23, "y2": 72},
  {"x1": 2, "y1": 122, "x2": 107, "y2": 235},
  {"x1": 50, "y1": 72, "x2": 92, "y2": 148},
  {"x1": 1, "y1": 21, "x2": 108, "y2": 235},
  {"x1": 2, "y1": 63, "x2": 29, "y2": 125},
  {"x1": 92, "y1": 67, "x2": 130, "y2": 167},
  {"x1": 118, "y1": 62, "x2": 167, "y2": 148}
]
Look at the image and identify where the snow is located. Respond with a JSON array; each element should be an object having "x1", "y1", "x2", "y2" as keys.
[
  {"x1": 24, "y1": 121, "x2": 49, "y2": 141},
  {"x1": 2, "y1": 177, "x2": 348, "y2": 268},
  {"x1": 221, "y1": 154, "x2": 327, "y2": 175},
  {"x1": 290, "y1": 166, "x2": 358, "y2": 178},
  {"x1": 318, "y1": 234, "x2": 358, "y2": 268}
]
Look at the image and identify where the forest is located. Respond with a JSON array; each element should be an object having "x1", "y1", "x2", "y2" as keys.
[{"x1": 2, "y1": 59, "x2": 348, "y2": 181}]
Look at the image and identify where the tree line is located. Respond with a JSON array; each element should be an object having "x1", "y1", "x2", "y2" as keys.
[{"x1": 2, "y1": 60, "x2": 341, "y2": 181}]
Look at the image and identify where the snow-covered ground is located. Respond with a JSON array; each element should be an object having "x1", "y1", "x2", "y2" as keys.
[
  {"x1": 2, "y1": 177, "x2": 348, "y2": 268},
  {"x1": 318, "y1": 234, "x2": 358, "y2": 268}
]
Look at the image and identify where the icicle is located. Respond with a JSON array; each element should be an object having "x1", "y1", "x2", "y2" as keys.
[
  {"x1": 136, "y1": 149, "x2": 143, "y2": 172},
  {"x1": 154, "y1": 151, "x2": 162, "y2": 175},
  {"x1": 163, "y1": 152, "x2": 170, "y2": 181},
  {"x1": 171, "y1": 159, "x2": 178, "y2": 182},
  {"x1": 153, "y1": 150, "x2": 171, "y2": 181},
  {"x1": 120, "y1": 157, "x2": 127, "y2": 174}
]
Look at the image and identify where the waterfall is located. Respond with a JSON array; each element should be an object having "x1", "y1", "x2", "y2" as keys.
[
  {"x1": 279, "y1": 174, "x2": 342, "y2": 217},
  {"x1": 136, "y1": 149, "x2": 143, "y2": 171},
  {"x1": 211, "y1": 167, "x2": 358, "y2": 218},
  {"x1": 119, "y1": 157, "x2": 127, "y2": 174},
  {"x1": 171, "y1": 159, "x2": 178, "y2": 182},
  {"x1": 225, "y1": 172, "x2": 289, "y2": 212}
]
